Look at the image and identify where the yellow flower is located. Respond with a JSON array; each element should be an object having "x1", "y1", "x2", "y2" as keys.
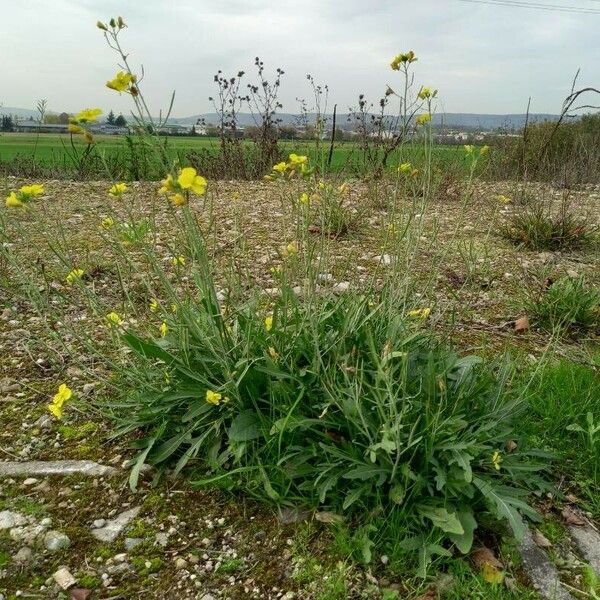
[
  {"x1": 53, "y1": 383, "x2": 72, "y2": 406},
  {"x1": 299, "y1": 192, "x2": 310, "y2": 205},
  {"x1": 20, "y1": 184, "x2": 44, "y2": 197},
  {"x1": 66, "y1": 269, "x2": 84, "y2": 284},
  {"x1": 171, "y1": 255, "x2": 185, "y2": 266},
  {"x1": 106, "y1": 70, "x2": 135, "y2": 93},
  {"x1": 170, "y1": 193, "x2": 187, "y2": 207},
  {"x1": 480, "y1": 145, "x2": 490, "y2": 156},
  {"x1": 5, "y1": 192, "x2": 23, "y2": 208},
  {"x1": 101, "y1": 217, "x2": 115, "y2": 229},
  {"x1": 268, "y1": 346, "x2": 279, "y2": 360},
  {"x1": 150, "y1": 299, "x2": 159, "y2": 312},
  {"x1": 177, "y1": 167, "x2": 207, "y2": 195},
  {"x1": 109, "y1": 182, "x2": 128, "y2": 197},
  {"x1": 388, "y1": 223, "x2": 397, "y2": 234},
  {"x1": 158, "y1": 174, "x2": 176, "y2": 195},
  {"x1": 263, "y1": 175, "x2": 274, "y2": 182},
  {"x1": 407, "y1": 307, "x2": 431, "y2": 319},
  {"x1": 205, "y1": 390, "x2": 222, "y2": 405},
  {"x1": 398, "y1": 162, "x2": 412, "y2": 174},
  {"x1": 282, "y1": 241, "x2": 298, "y2": 258},
  {"x1": 69, "y1": 122, "x2": 86, "y2": 135},
  {"x1": 264, "y1": 315, "x2": 273, "y2": 332},
  {"x1": 288, "y1": 153, "x2": 308, "y2": 165},
  {"x1": 491, "y1": 451, "x2": 503, "y2": 471},
  {"x1": 272, "y1": 162, "x2": 287, "y2": 173},
  {"x1": 232, "y1": 191, "x2": 241, "y2": 200},
  {"x1": 390, "y1": 51, "x2": 417, "y2": 70},
  {"x1": 171, "y1": 304, "x2": 178, "y2": 313},
  {"x1": 159, "y1": 322, "x2": 169, "y2": 337},
  {"x1": 47, "y1": 383, "x2": 72, "y2": 420},
  {"x1": 75, "y1": 108, "x2": 102, "y2": 123},
  {"x1": 106, "y1": 311, "x2": 123, "y2": 326},
  {"x1": 318, "y1": 181, "x2": 326, "y2": 190},
  {"x1": 496, "y1": 194, "x2": 512, "y2": 204},
  {"x1": 416, "y1": 113, "x2": 432, "y2": 126},
  {"x1": 464, "y1": 145, "x2": 475, "y2": 155},
  {"x1": 418, "y1": 87, "x2": 436, "y2": 100}
]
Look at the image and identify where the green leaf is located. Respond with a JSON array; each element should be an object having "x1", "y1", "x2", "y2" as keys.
[
  {"x1": 417, "y1": 504, "x2": 464, "y2": 535},
  {"x1": 228, "y1": 410, "x2": 261, "y2": 442},
  {"x1": 389, "y1": 484, "x2": 406, "y2": 505},
  {"x1": 128, "y1": 438, "x2": 156, "y2": 491},
  {"x1": 122, "y1": 333, "x2": 175, "y2": 363},
  {"x1": 448, "y1": 508, "x2": 477, "y2": 554},
  {"x1": 152, "y1": 430, "x2": 191, "y2": 463},
  {"x1": 473, "y1": 477, "x2": 539, "y2": 539},
  {"x1": 343, "y1": 465, "x2": 389, "y2": 482}
]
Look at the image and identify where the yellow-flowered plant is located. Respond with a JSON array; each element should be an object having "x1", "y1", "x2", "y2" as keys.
[
  {"x1": 158, "y1": 167, "x2": 207, "y2": 206},
  {"x1": 491, "y1": 451, "x2": 503, "y2": 471},
  {"x1": 5, "y1": 184, "x2": 45, "y2": 208},
  {"x1": 299, "y1": 192, "x2": 310, "y2": 205},
  {"x1": 390, "y1": 51, "x2": 417, "y2": 70},
  {"x1": 171, "y1": 255, "x2": 186, "y2": 266},
  {"x1": 266, "y1": 154, "x2": 312, "y2": 181},
  {"x1": 159, "y1": 322, "x2": 169, "y2": 337},
  {"x1": 205, "y1": 390, "x2": 223, "y2": 405},
  {"x1": 407, "y1": 307, "x2": 431, "y2": 319},
  {"x1": 109, "y1": 182, "x2": 128, "y2": 197},
  {"x1": 68, "y1": 108, "x2": 102, "y2": 142},
  {"x1": 464, "y1": 145, "x2": 475, "y2": 155},
  {"x1": 101, "y1": 217, "x2": 115, "y2": 229},
  {"x1": 47, "y1": 383, "x2": 72, "y2": 420},
  {"x1": 282, "y1": 241, "x2": 298, "y2": 258},
  {"x1": 106, "y1": 70, "x2": 137, "y2": 94},
  {"x1": 416, "y1": 113, "x2": 432, "y2": 126},
  {"x1": 66, "y1": 269, "x2": 85, "y2": 284},
  {"x1": 150, "y1": 299, "x2": 159, "y2": 312},
  {"x1": 264, "y1": 315, "x2": 274, "y2": 332},
  {"x1": 106, "y1": 312, "x2": 124, "y2": 326},
  {"x1": 418, "y1": 86, "x2": 437, "y2": 100}
]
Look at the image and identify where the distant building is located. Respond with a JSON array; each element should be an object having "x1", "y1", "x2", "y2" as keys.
[
  {"x1": 90, "y1": 124, "x2": 129, "y2": 135},
  {"x1": 14, "y1": 119, "x2": 69, "y2": 134}
]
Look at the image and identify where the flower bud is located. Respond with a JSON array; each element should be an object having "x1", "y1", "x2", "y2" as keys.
[
  {"x1": 96, "y1": 21, "x2": 108, "y2": 31},
  {"x1": 109, "y1": 18, "x2": 116, "y2": 28},
  {"x1": 117, "y1": 16, "x2": 125, "y2": 28}
]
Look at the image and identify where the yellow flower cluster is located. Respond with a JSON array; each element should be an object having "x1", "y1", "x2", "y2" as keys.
[
  {"x1": 66, "y1": 268, "x2": 85, "y2": 285},
  {"x1": 390, "y1": 51, "x2": 417, "y2": 70},
  {"x1": 109, "y1": 182, "x2": 128, "y2": 197},
  {"x1": 68, "y1": 108, "x2": 102, "y2": 142},
  {"x1": 398, "y1": 162, "x2": 419, "y2": 178},
  {"x1": 418, "y1": 87, "x2": 437, "y2": 100},
  {"x1": 407, "y1": 307, "x2": 431, "y2": 319},
  {"x1": 5, "y1": 184, "x2": 45, "y2": 208},
  {"x1": 464, "y1": 145, "x2": 490, "y2": 157},
  {"x1": 48, "y1": 383, "x2": 72, "y2": 420},
  {"x1": 106, "y1": 71, "x2": 137, "y2": 95},
  {"x1": 491, "y1": 450, "x2": 503, "y2": 471},
  {"x1": 265, "y1": 154, "x2": 312, "y2": 181},
  {"x1": 281, "y1": 241, "x2": 298, "y2": 258},
  {"x1": 106, "y1": 311, "x2": 124, "y2": 326},
  {"x1": 159, "y1": 167, "x2": 207, "y2": 206},
  {"x1": 415, "y1": 113, "x2": 432, "y2": 126}
]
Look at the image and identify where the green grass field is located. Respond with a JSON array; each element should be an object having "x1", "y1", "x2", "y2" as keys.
[{"x1": 0, "y1": 132, "x2": 468, "y2": 174}]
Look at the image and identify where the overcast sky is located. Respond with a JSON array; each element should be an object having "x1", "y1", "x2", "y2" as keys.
[{"x1": 1, "y1": 0, "x2": 599, "y2": 118}]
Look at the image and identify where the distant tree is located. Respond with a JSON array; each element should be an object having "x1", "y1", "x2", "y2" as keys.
[
  {"x1": 107, "y1": 110, "x2": 116, "y2": 125},
  {"x1": 243, "y1": 125, "x2": 260, "y2": 140},
  {"x1": 190, "y1": 125, "x2": 197, "y2": 136},
  {"x1": 278, "y1": 125, "x2": 297, "y2": 140},
  {"x1": 58, "y1": 112, "x2": 70, "y2": 124},
  {"x1": 114, "y1": 114, "x2": 127, "y2": 127},
  {"x1": 206, "y1": 125, "x2": 220, "y2": 138},
  {"x1": 1, "y1": 115, "x2": 14, "y2": 132}
]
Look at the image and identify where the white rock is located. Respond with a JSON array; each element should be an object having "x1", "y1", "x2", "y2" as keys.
[
  {"x1": 0, "y1": 510, "x2": 27, "y2": 529},
  {"x1": 22, "y1": 478, "x2": 38, "y2": 486},
  {"x1": 53, "y1": 567, "x2": 76, "y2": 590},
  {"x1": 44, "y1": 530, "x2": 71, "y2": 551},
  {"x1": 92, "y1": 519, "x2": 107, "y2": 529},
  {"x1": 91, "y1": 507, "x2": 141, "y2": 543},
  {"x1": 13, "y1": 547, "x2": 32, "y2": 564}
]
